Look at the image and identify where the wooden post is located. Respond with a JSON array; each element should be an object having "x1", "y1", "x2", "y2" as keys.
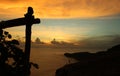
[
  {"x1": 0, "y1": 7, "x2": 40, "y2": 76},
  {"x1": 24, "y1": 7, "x2": 35, "y2": 76}
]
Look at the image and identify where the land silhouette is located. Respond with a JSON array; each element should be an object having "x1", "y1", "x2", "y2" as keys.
[{"x1": 56, "y1": 44, "x2": 120, "y2": 76}]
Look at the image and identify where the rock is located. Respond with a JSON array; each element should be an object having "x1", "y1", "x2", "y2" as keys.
[{"x1": 56, "y1": 44, "x2": 120, "y2": 76}]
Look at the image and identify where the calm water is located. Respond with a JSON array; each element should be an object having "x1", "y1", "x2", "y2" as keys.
[
  {"x1": 28, "y1": 44, "x2": 106, "y2": 76},
  {"x1": 30, "y1": 47, "x2": 77, "y2": 76}
]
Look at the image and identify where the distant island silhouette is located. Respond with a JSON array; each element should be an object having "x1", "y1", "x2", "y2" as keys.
[{"x1": 56, "y1": 44, "x2": 120, "y2": 76}]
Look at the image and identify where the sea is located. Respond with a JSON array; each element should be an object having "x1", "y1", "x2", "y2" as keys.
[{"x1": 21, "y1": 44, "x2": 107, "y2": 76}]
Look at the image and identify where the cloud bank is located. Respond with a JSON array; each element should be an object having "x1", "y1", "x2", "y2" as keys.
[
  {"x1": 0, "y1": 0, "x2": 120, "y2": 19},
  {"x1": 77, "y1": 35, "x2": 120, "y2": 51}
]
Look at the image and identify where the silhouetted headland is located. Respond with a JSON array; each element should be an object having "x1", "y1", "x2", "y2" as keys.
[{"x1": 56, "y1": 44, "x2": 120, "y2": 76}]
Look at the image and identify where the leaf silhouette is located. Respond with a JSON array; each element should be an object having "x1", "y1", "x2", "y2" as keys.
[
  {"x1": 11, "y1": 40, "x2": 19, "y2": 45},
  {"x1": 31, "y1": 62, "x2": 39, "y2": 69},
  {"x1": 4, "y1": 31, "x2": 9, "y2": 35},
  {"x1": 8, "y1": 34, "x2": 12, "y2": 39}
]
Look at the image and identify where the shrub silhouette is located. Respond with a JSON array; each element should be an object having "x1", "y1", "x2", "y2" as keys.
[{"x1": 0, "y1": 29, "x2": 38, "y2": 76}]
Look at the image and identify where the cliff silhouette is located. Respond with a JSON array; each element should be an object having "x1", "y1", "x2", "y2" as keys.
[{"x1": 56, "y1": 44, "x2": 120, "y2": 76}]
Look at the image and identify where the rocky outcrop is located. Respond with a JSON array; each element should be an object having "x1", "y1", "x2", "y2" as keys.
[{"x1": 56, "y1": 44, "x2": 120, "y2": 76}]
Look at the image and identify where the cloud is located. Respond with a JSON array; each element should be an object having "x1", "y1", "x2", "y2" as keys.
[
  {"x1": 0, "y1": 0, "x2": 29, "y2": 20},
  {"x1": 40, "y1": 0, "x2": 120, "y2": 18},
  {"x1": 77, "y1": 35, "x2": 120, "y2": 50},
  {"x1": 1, "y1": 0, "x2": 27, "y2": 3},
  {"x1": 0, "y1": 0, "x2": 120, "y2": 19}
]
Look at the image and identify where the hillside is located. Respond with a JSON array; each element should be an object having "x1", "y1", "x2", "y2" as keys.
[{"x1": 56, "y1": 44, "x2": 120, "y2": 76}]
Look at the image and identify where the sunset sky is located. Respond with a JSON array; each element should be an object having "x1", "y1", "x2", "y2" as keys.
[{"x1": 0, "y1": 0, "x2": 120, "y2": 44}]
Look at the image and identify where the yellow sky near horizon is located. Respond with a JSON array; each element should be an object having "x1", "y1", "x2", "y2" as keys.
[{"x1": 0, "y1": 0, "x2": 120, "y2": 19}]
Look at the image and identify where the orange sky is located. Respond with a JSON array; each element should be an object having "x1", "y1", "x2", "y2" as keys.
[
  {"x1": 0, "y1": 0, "x2": 120, "y2": 43},
  {"x1": 0, "y1": 0, "x2": 120, "y2": 19}
]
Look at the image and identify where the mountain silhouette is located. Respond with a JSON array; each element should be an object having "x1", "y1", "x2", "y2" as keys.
[{"x1": 56, "y1": 44, "x2": 120, "y2": 76}]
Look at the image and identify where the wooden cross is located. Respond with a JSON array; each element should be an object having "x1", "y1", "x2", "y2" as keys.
[{"x1": 0, "y1": 7, "x2": 40, "y2": 76}]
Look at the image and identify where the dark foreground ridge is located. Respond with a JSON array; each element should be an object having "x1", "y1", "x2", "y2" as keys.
[{"x1": 56, "y1": 44, "x2": 120, "y2": 76}]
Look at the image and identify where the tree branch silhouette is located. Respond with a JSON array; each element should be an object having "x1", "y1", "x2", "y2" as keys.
[{"x1": 0, "y1": 30, "x2": 38, "y2": 76}]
